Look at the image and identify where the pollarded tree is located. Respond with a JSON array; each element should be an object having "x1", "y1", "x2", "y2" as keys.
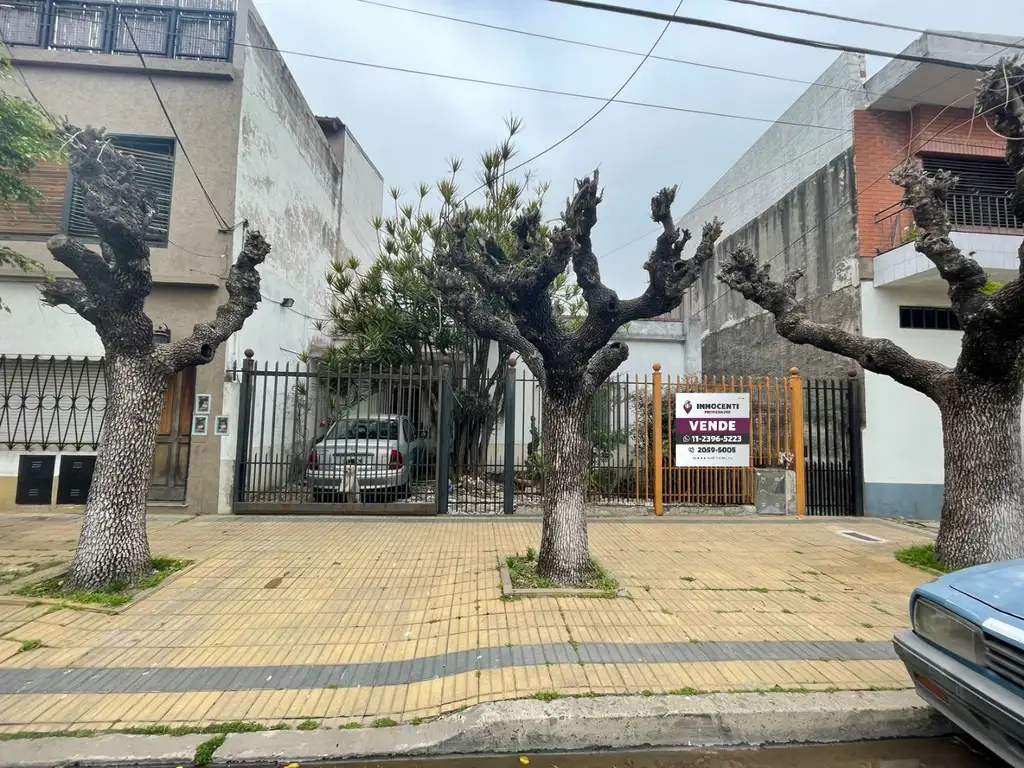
[
  {"x1": 39, "y1": 126, "x2": 270, "y2": 591},
  {"x1": 718, "y1": 59, "x2": 1024, "y2": 571},
  {"x1": 430, "y1": 174, "x2": 722, "y2": 584}
]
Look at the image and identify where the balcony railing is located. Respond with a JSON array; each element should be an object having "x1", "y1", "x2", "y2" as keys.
[
  {"x1": 875, "y1": 193, "x2": 1023, "y2": 254},
  {"x1": 0, "y1": 0, "x2": 236, "y2": 62}
]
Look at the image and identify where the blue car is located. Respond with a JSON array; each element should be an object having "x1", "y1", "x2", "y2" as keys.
[{"x1": 894, "y1": 559, "x2": 1024, "y2": 766}]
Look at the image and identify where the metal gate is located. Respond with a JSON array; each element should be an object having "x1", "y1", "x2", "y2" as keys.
[
  {"x1": 803, "y1": 376, "x2": 864, "y2": 516},
  {"x1": 232, "y1": 355, "x2": 443, "y2": 515}
]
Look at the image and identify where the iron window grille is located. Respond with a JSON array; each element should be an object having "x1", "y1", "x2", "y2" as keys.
[
  {"x1": 63, "y1": 134, "x2": 176, "y2": 245},
  {"x1": 0, "y1": 0, "x2": 236, "y2": 61},
  {"x1": 921, "y1": 154, "x2": 1023, "y2": 230},
  {"x1": 898, "y1": 306, "x2": 961, "y2": 331},
  {"x1": 0, "y1": 356, "x2": 107, "y2": 451}
]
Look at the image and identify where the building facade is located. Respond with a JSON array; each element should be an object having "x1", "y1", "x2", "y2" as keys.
[
  {"x1": 678, "y1": 32, "x2": 1023, "y2": 519},
  {"x1": 0, "y1": 0, "x2": 384, "y2": 514}
]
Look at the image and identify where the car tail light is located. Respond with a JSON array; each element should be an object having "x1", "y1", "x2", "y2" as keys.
[
  {"x1": 389, "y1": 449, "x2": 403, "y2": 469},
  {"x1": 308, "y1": 448, "x2": 319, "y2": 469}
]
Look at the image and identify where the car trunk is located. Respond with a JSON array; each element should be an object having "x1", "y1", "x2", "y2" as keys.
[{"x1": 321, "y1": 439, "x2": 398, "y2": 467}]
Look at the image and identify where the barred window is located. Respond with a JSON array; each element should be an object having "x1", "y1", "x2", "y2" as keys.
[{"x1": 898, "y1": 306, "x2": 961, "y2": 331}]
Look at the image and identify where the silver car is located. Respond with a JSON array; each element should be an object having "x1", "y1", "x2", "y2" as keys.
[{"x1": 306, "y1": 414, "x2": 427, "y2": 501}]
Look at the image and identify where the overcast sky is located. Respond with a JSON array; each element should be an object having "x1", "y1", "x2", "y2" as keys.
[{"x1": 253, "y1": 0, "x2": 1023, "y2": 298}]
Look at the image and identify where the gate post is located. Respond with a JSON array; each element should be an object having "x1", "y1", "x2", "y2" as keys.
[
  {"x1": 789, "y1": 367, "x2": 806, "y2": 516},
  {"x1": 232, "y1": 349, "x2": 255, "y2": 511},
  {"x1": 436, "y1": 360, "x2": 453, "y2": 515},
  {"x1": 503, "y1": 359, "x2": 517, "y2": 515},
  {"x1": 847, "y1": 371, "x2": 865, "y2": 516},
  {"x1": 652, "y1": 363, "x2": 664, "y2": 516}
]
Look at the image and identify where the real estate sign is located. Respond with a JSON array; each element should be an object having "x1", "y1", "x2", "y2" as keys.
[{"x1": 674, "y1": 393, "x2": 751, "y2": 467}]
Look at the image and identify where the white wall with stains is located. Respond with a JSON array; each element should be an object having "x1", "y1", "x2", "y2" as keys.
[{"x1": 217, "y1": 6, "x2": 383, "y2": 510}]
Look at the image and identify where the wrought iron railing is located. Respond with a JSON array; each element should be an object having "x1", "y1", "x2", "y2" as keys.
[
  {"x1": 0, "y1": 0, "x2": 236, "y2": 62},
  {"x1": 0, "y1": 355, "x2": 107, "y2": 451},
  {"x1": 946, "y1": 192, "x2": 1022, "y2": 230}
]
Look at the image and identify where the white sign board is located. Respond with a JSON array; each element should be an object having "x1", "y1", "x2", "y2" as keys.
[{"x1": 674, "y1": 392, "x2": 751, "y2": 467}]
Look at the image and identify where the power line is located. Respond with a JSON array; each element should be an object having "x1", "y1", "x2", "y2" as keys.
[
  {"x1": 356, "y1": 0, "x2": 906, "y2": 104},
  {"x1": 358, "y1": 0, "x2": 1018, "y2": 106},
  {"x1": 455, "y1": 0, "x2": 685, "y2": 206},
  {"x1": 716, "y1": 0, "x2": 1024, "y2": 52},
  {"x1": 544, "y1": 0, "x2": 998, "y2": 72},
  {"x1": 121, "y1": 20, "x2": 231, "y2": 231}
]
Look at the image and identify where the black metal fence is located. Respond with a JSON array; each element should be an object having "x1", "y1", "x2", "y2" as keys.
[
  {"x1": 0, "y1": 355, "x2": 107, "y2": 451},
  {"x1": 231, "y1": 357, "x2": 663, "y2": 515},
  {"x1": 804, "y1": 376, "x2": 864, "y2": 516},
  {"x1": 0, "y1": 0, "x2": 236, "y2": 61}
]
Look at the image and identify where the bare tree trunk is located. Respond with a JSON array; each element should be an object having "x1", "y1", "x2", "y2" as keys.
[
  {"x1": 64, "y1": 355, "x2": 170, "y2": 591},
  {"x1": 536, "y1": 387, "x2": 593, "y2": 585},
  {"x1": 937, "y1": 380, "x2": 1024, "y2": 570}
]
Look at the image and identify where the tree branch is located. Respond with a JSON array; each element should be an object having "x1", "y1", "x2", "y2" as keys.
[
  {"x1": 565, "y1": 171, "x2": 619, "y2": 318},
  {"x1": 38, "y1": 278, "x2": 101, "y2": 328},
  {"x1": 61, "y1": 124, "x2": 155, "y2": 300},
  {"x1": 45, "y1": 235, "x2": 111, "y2": 294},
  {"x1": 889, "y1": 163, "x2": 988, "y2": 319},
  {"x1": 617, "y1": 209, "x2": 721, "y2": 324},
  {"x1": 429, "y1": 263, "x2": 548, "y2": 387},
  {"x1": 977, "y1": 57, "x2": 1024, "y2": 226},
  {"x1": 584, "y1": 342, "x2": 629, "y2": 392},
  {"x1": 718, "y1": 246, "x2": 951, "y2": 400},
  {"x1": 154, "y1": 231, "x2": 270, "y2": 373}
]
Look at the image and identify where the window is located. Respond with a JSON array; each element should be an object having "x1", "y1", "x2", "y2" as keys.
[
  {"x1": 64, "y1": 135, "x2": 175, "y2": 245},
  {"x1": 899, "y1": 306, "x2": 961, "y2": 331},
  {"x1": 920, "y1": 154, "x2": 1021, "y2": 230}
]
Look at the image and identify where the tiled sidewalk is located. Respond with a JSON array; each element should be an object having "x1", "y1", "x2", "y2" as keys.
[{"x1": 0, "y1": 513, "x2": 932, "y2": 732}]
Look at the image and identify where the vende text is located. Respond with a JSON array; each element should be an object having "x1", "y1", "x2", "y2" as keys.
[{"x1": 688, "y1": 420, "x2": 737, "y2": 431}]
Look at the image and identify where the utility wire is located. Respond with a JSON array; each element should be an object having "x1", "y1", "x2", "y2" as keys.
[
  {"x1": 121, "y1": 20, "x2": 231, "y2": 231},
  {"x1": 716, "y1": 0, "x2": 1024, "y2": 52},
  {"x1": 356, "y1": 0, "x2": 939, "y2": 105},
  {"x1": 455, "y1": 0, "x2": 684, "y2": 206},
  {"x1": 544, "y1": 0, "x2": 999, "y2": 72}
]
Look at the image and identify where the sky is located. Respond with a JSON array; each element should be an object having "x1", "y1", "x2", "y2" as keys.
[{"x1": 252, "y1": 0, "x2": 1024, "y2": 298}]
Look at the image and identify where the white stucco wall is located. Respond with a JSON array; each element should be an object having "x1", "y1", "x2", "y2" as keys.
[
  {"x1": 861, "y1": 283, "x2": 953, "y2": 487},
  {"x1": 217, "y1": 8, "x2": 384, "y2": 509},
  {"x1": 0, "y1": 282, "x2": 103, "y2": 358}
]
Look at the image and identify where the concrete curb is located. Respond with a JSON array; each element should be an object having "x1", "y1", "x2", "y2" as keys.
[{"x1": 0, "y1": 691, "x2": 951, "y2": 767}]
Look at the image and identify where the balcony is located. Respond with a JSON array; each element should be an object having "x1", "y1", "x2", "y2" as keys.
[{"x1": 0, "y1": 0, "x2": 236, "y2": 62}]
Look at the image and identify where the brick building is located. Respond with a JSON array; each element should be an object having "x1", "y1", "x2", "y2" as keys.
[{"x1": 677, "y1": 32, "x2": 1023, "y2": 519}]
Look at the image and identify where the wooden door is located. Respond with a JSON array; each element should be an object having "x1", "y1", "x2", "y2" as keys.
[{"x1": 148, "y1": 367, "x2": 196, "y2": 502}]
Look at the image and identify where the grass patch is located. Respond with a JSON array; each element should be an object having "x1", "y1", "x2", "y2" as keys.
[
  {"x1": 193, "y1": 734, "x2": 225, "y2": 767},
  {"x1": 895, "y1": 543, "x2": 951, "y2": 575},
  {"x1": 340, "y1": 722, "x2": 362, "y2": 730},
  {"x1": 680, "y1": 576, "x2": 697, "y2": 582},
  {"x1": 505, "y1": 556, "x2": 618, "y2": 596},
  {"x1": 17, "y1": 639, "x2": 44, "y2": 653},
  {"x1": 411, "y1": 717, "x2": 424, "y2": 726},
  {"x1": 296, "y1": 719, "x2": 319, "y2": 731},
  {"x1": 531, "y1": 691, "x2": 561, "y2": 701},
  {"x1": 371, "y1": 718, "x2": 398, "y2": 728},
  {"x1": 667, "y1": 687, "x2": 706, "y2": 696},
  {"x1": 13, "y1": 558, "x2": 192, "y2": 608}
]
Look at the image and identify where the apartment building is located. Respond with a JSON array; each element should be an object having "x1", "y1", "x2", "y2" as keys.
[
  {"x1": 678, "y1": 32, "x2": 1022, "y2": 520},
  {"x1": 0, "y1": 0, "x2": 384, "y2": 514}
]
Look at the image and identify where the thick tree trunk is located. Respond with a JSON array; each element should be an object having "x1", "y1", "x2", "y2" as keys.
[
  {"x1": 536, "y1": 387, "x2": 594, "y2": 586},
  {"x1": 64, "y1": 355, "x2": 170, "y2": 592},
  {"x1": 937, "y1": 380, "x2": 1024, "y2": 570}
]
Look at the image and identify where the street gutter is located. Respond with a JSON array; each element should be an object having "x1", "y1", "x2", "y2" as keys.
[{"x1": 0, "y1": 691, "x2": 951, "y2": 768}]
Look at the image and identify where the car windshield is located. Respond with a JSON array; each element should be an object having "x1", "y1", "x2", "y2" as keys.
[{"x1": 328, "y1": 419, "x2": 399, "y2": 440}]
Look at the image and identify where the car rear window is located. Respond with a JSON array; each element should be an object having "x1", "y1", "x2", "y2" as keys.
[{"x1": 327, "y1": 420, "x2": 399, "y2": 440}]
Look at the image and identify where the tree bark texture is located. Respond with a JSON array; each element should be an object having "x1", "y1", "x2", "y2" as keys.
[
  {"x1": 536, "y1": 386, "x2": 594, "y2": 586},
  {"x1": 937, "y1": 380, "x2": 1024, "y2": 569},
  {"x1": 64, "y1": 356, "x2": 170, "y2": 591},
  {"x1": 36, "y1": 126, "x2": 270, "y2": 592}
]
